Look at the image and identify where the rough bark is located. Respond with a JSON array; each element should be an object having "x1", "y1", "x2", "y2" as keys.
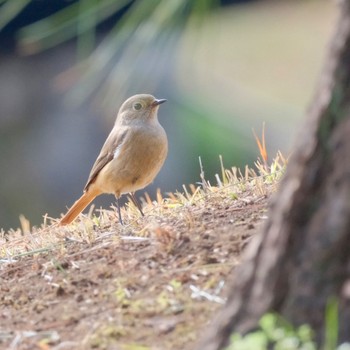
[{"x1": 197, "y1": 1, "x2": 350, "y2": 349}]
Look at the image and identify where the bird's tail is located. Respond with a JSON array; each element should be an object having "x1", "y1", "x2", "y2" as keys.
[{"x1": 59, "y1": 188, "x2": 100, "y2": 226}]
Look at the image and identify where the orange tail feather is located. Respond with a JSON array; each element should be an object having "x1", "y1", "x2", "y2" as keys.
[{"x1": 59, "y1": 189, "x2": 100, "y2": 226}]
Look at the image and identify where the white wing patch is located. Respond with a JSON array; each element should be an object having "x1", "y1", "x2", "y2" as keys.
[{"x1": 113, "y1": 143, "x2": 123, "y2": 160}]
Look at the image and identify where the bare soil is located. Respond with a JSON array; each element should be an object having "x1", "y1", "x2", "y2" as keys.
[{"x1": 0, "y1": 191, "x2": 269, "y2": 350}]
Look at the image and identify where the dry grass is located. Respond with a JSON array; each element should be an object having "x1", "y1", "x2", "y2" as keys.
[{"x1": 0, "y1": 146, "x2": 286, "y2": 261}]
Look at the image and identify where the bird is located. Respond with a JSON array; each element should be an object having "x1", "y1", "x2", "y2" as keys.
[{"x1": 59, "y1": 94, "x2": 168, "y2": 226}]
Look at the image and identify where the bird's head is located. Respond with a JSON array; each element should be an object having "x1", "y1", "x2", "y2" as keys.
[{"x1": 117, "y1": 94, "x2": 166, "y2": 125}]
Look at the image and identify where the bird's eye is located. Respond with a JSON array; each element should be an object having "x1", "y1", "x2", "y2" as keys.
[{"x1": 133, "y1": 102, "x2": 143, "y2": 111}]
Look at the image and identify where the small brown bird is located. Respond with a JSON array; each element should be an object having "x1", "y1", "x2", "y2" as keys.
[{"x1": 59, "y1": 94, "x2": 168, "y2": 225}]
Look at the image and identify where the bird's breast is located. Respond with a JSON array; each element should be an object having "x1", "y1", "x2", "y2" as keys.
[{"x1": 96, "y1": 123, "x2": 168, "y2": 195}]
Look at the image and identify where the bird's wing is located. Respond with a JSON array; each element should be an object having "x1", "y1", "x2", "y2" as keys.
[{"x1": 84, "y1": 127, "x2": 129, "y2": 191}]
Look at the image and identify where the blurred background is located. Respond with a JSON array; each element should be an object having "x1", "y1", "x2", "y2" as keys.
[{"x1": 0, "y1": 0, "x2": 336, "y2": 230}]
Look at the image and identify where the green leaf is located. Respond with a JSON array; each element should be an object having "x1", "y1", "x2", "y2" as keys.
[
  {"x1": 227, "y1": 332, "x2": 268, "y2": 350},
  {"x1": 324, "y1": 296, "x2": 338, "y2": 350},
  {"x1": 0, "y1": 0, "x2": 31, "y2": 32},
  {"x1": 17, "y1": 0, "x2": 131, "y2": 54}
]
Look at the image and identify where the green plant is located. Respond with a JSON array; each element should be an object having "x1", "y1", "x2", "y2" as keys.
[
  {"x1": 225, "y1": 313, "x2": 316, "y2": 350},
  {"x1": 225, "y1": 310, "x2": 350, "y2": 350},
  {"x1": 0, "y1": 0, "x2": 217, "y2": 111}
]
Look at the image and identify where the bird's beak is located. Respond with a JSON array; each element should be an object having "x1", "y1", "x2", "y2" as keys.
[{"x1": 152, "y1": 99, "x2": 167, "y2": 107}]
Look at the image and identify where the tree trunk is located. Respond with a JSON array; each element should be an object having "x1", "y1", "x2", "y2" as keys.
[{"x1": 197, "y1": 1, "x2": 350, "y2": 349}]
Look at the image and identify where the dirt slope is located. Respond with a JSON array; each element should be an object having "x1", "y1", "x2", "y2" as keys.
[{"x1": 0, "y1": 190, "x2": 269, "y2": 350}]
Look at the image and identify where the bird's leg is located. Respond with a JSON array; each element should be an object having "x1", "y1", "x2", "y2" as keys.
[
  {"x1": 129, "y1": 192, "x2": 144, "y2": 217},
  {"x1": 115, "y1": 195, "x2": 123, "y2": 225}
]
